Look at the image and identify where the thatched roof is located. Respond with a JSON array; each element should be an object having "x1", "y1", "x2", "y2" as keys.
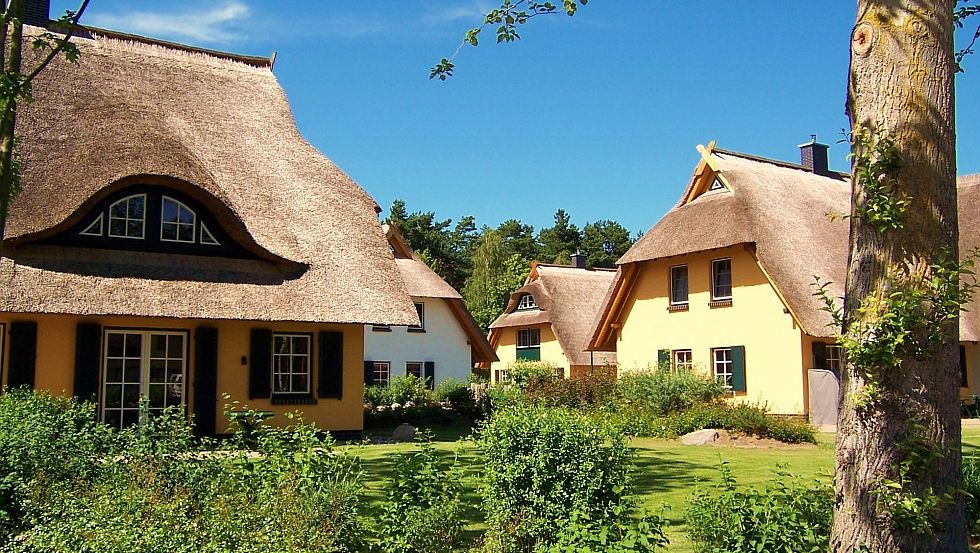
[
  {"x1": 0, "y1": 25, "x2": 417, "y2": 325},
  {"x1": 491, "y1": 263, "x2": 616, "y2": 366},
  {"x1": 590, "y1": 146, "x2": 980, "y2": 349},
  {"x1": 384, "y1": 224, "x2": 497, "y2": 364},
  {"x1": 959, "y1": 174, "x2": 980, "y2": 342}
]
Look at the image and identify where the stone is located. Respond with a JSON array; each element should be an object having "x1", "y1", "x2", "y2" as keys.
[
  {"x1": 681, "y1": 428, "x2": 720, "y2": 445},
  {"x1": 392, "y1": 423, "x2": 417, "y2": 443}
]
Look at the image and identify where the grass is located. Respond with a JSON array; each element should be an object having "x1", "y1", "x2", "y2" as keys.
[{"x1": 348, "y1": 423, "x2": 980, "y2": 553}]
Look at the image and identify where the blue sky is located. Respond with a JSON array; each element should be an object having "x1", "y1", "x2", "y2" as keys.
[{"x1": 51, "y1": 1, "x2": 980, "y2": 235}]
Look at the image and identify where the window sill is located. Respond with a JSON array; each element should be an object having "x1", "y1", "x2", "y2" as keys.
[
  {"x1": 709, "y1": 299, "x2": 733, "y2": 308},
  {"x1": 372, "y1": 326, "x2": 392, "y2": 332},
  {"x1": 271, "y1": 394, "x2": 317, "y2": 405},
  {"x1": 667, "y1": 303, "x2": 689, "y2": 312},
  {"x1": 407, "y1": 328, "x2": 426, "y2": 334}
]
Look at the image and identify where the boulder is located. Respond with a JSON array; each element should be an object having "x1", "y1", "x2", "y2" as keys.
[
  {"x1": 681, "y1": 428, "x2": 720, "y2": 445},
  {"x1": 392, "y1": 423, "x2": 417, "y2": 443}
]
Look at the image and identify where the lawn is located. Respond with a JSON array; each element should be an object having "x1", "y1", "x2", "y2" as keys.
[{"x1": 348, "y1": 423, "x2": 980, "y2": 553}]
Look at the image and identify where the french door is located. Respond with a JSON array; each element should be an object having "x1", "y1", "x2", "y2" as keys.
[{"x1": 102, "y1": 330, "x2": 187, "y2": 429}]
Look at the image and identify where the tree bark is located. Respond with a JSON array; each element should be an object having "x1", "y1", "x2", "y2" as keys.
[
  {"x1": 0, "y1": 0, "x2": 24, "y2": 259},
  {"x1": 831, "y1": 2, "x2": 964, "y2": 551}
]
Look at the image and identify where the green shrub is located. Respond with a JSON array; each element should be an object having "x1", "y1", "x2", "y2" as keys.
[
  {"x1": 536, "y1": 510, "x2": 669, "y2": 553},
  {"x1": 478, "y1": 405, "x2": 636, "y2": 551},
  {"x1": 617, "y1": 366, "x2": 726, "y2": 417},
  {"x1": 478, "y1": 384, "x2": 524, "y2": 420},
  {"x1": 0, "y1": 388, "x2": 116, "y2": 541},
  {"x1": 508, "y1": 360, "x2": 561, "y2": 390},
  {"x1": 434, "y1": 378, "x2": 478, "y2": 418},
  {"x1": 523, "y1": 372, "x2": 619, "y2": 410},
  {"x1": 686, "y1": 463, "x2": 832, "y2": 553},
  {"x1": 964, "y1": 455, "x2": 980, "y2": 534},
  {"x1": 374, "y1": 432, "x2": 462, "y2": 553}
]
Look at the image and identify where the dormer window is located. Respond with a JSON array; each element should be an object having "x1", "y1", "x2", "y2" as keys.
[
  {"x1": 108, "y1": 194, "x2": 145, "y2": 239},
  {"x1": 161, "y1": 196, "x2": 196, "y2": 243},
  {"x1": 200, "y1": 224, "x2": 220, "y2": 245},
  {"x1": 709, "y1": 178, "x2": 725, "y2": 191},
  {"x1": 79, "y1": 213, "x2": 103, "y2": 236},
  {"x1": 517, "y1": 294, "x2": 537, "y2": 310}
]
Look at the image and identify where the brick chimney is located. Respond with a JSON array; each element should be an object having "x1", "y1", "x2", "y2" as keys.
[
  {"x1": 23, "y1": 0, "x2": 51, "y2": 27},
  {"x1": 570, "y1": 252, "x2": 587, "y2": 269},
  {"x1": 798, "y1": 135, "x2": 830, "y2": 176}
]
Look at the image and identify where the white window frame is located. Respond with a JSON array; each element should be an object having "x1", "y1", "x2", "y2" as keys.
[
  {"x1": 272, "y1": 333, "x2": 312, "y2": 395},
  {"x1": 406, "y1": 361, "x2": 423, "y2": 379},
  {"x1": 712, "y1": 347, "x2": 733, "y2": 389},
  {"x1": 160, "y1": 196, "x2": 197, "y2": 243},
  {"x1": 711, "y1": 258, "x2": 733, "y2": 301},
  {"x1": 827, "y1": 344, "x2": 844, "y2": 372},
  {"x1": 495, "y1": 369, "x2": 511, "y2": 384},
  {"x1": 79, "y1": 213, "x2": 104, "y2": 237},
  {"x1": 373, "y1": 361, "x2": 391, "y2": 387},
  {"x1": 409, "y1": 302, "x2": 425, "y2": 331},
  {"x1": 101, "y1": 329, "x2": 187, "y2": 429},
  {"x1": 200, "y1": 223, "x2": 220, "y2": 245},
  {"x1": 107, "y1": 194, "x2": 147, "y2": 239},
  {"x1": 669, "y1": 265, "x2": 689, "y2": 306},
  {"x1": 517, "y1": 328, "x2": 541, "y2": 349},
  {"x1": 517, "y1": 294, "x2": 537, "y2": 310},
  {"x1": 674, "y1": 349, "x2": 693, "y2": 372}
]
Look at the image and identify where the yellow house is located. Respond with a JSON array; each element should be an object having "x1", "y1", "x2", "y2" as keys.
[
  {"x1": 588, "y1": 141, "x2": 980, "y2": 422},
  {"x1": 488, "y1": 257, "x2": 616, "y2": 383},
  {"x1": 0, "y1": 18, "x2": 417, "y2": 436}
]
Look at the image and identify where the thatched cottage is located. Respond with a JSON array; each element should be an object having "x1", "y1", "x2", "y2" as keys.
[
  {"x1": 588, "y1": 141, "x2": 980, "y2": 424},
  {"x1": 0, "y1": 10, "x2": 417, "y2": 436},
  {"x1": 487, "y1": 258, "x2": 616, "y2": 384},
  {"x1": 363, "y1": 224, "x2": 496, "y2": 387}
]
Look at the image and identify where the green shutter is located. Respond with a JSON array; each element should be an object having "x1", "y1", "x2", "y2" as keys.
[
  {"x1": 517, "y1": 348, "x2": 540, "y2": 361},
  {"x1": 318, "y1": 332, "x2": 343, "y2": 399},
  {"x1": 730, "y1": 345, "x2": 746, "y2": 392},
  {"x1": 73, "y1": 323, "x2": 102, "y2": 402},
  {"x1": 812, "y1": 342, "x2": 827, "y2": 370},
  {"x1": 657, "y1": 349, "x2": 670, "y2": 368}
]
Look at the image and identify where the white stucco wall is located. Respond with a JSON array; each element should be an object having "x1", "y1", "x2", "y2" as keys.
[{"x1": 363, "y1": 297, "x2": 473, "y2": 385}]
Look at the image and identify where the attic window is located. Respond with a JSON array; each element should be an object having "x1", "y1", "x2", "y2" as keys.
[
  {"x1": 200, "y1": 224, "x2": 220, "y2": 245},
  {"x1": 517, "y1": 294, "x2": 537, "y2": 310},
  {"x1": 79, "y1": 214, "x2": 103, "y2": 236},
  {"x1": 709, "y1": 178, "x2": 725, "y2": 191},
  {"x1": 108, "y1": 194, "x2": 146, "y2": 239},
  {"x1": 161, "y1": 197, "x2": 196, "y2": 243}
]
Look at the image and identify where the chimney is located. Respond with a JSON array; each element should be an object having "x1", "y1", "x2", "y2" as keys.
[
  {"x1": 23, "y1": 0, "x2": 51, "y2": 27},
  {"x1": 570, "y1": 252, "x2": 587, "y2": 269},
  {"x1": 798, "y1": 135, "x2": 830, "y2": 176}
]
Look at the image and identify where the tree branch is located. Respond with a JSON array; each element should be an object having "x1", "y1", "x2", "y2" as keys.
[{"x1": 23, "y1": 0, "x2": 90, "y2": 84}]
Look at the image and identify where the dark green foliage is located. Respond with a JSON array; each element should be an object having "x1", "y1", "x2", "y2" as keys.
[
  {"x1": 497, "y1": 218, "x2": 540, "y2": 261},
  {"x1": 963, "y1": 455, "x2": 980, "y2": 534},
  {"x1": 374, "y1": 433, "x2": 462, "y2": 553},
  {"x1": 523, "y1": 371, "x2": 618, "y2": 410},
  {"x1": 581, "y1": 219, "x2": 634, "y2": 268},
  {"x1": 507, "y1": 359, "x2": 561, "y2": 390},
  {"x1": 538, "y1": 208, "x2": 581, "y2": 264},
  {"x1": 616, "y1": 367, "x2": 726, "y2": 417},
  {"x1": 478, "y1": 405, "x2": 647, "y2": 551},
  {"x1": 686, "y1": 464, "x2": 832, "y2": 553},
  {"x1": 434, "y1": 378, "x2": 478, "y2": 418},
  {"x1": 536, "y1": 509, "x2": 669, "y2": 553},
  {"x1": 388, "y1": 199, "x2": 477, "y2": 291},
  {"x1": 609, "y1": 402, "x2": 817, "y2": 444},
  {"x1": 462, "y1": 229, "x2": 529, "y2": 331}
]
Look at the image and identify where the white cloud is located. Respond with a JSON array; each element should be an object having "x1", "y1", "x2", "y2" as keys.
[
  {"x1": 88, "y1": 2, "x2": 251, "y2": 45},
  {"x1": 421, "y1": 3, "x2": 490, "y2": 26}
]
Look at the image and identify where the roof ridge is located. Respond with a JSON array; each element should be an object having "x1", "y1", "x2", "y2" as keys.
[
  {"x1": 536, "y1": 262, "x2": 616, "y2": 272},
  {"x1": 713, "y1": 147, "x2": 849, "y2": 179}
]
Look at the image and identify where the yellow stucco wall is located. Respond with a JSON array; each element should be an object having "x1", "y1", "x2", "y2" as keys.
[
  {"x1": 490, "y1": 323, "x2": 567, "y2": 383},
  {"x1": 0, "y1": 312, "x2": 365, "y2": 432},
  {"x1": 616, "y1": 246, "x2": 808, "y2": 414}
]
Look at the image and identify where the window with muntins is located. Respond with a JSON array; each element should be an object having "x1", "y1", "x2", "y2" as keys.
[
  {"x1": 670, "y1": 265, "x2": 689, "y2": 306},
  {"x1": 713, "y1": 347, "x2": 733, "y2": 388},
  {"x1": 406, "y1": 361, "x2": 423, "y2": 379},
  {"x1": 108, "y1": 194, "x2": 146, "y2": 239},
  {"x1": 161, "y1": 196, "x2": 197, "y2": 243},
  {"x1": 674, "y1": 349, "x2": 693, "y2": 372},
  {"x1": 272, "y1": 334, "x2": 311, "y2": 395},
  {"x1": 517, "y1": 294, "x2": 537, "y2": 310},
  {"x1": 102, "y1": 329, "x2": 186, "y2": 430},
  {"x1": 517, "y1": 328, "x2": 541, "y2": 361},
  {"x1": 373, "y1": 361, "x2": 391, "y2": 387},
  {"x1": 827, "y1": 345, "x2": 844, "y2": 372},
  {"x1": 711, "y1": 258, "x2": 732, "y2": 301}
]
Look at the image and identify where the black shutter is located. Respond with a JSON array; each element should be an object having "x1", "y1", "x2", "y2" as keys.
[
  {"x1": 8, "y1": 321, "x2": 38, "y2": 389},
  {"x1": 961, "y1": 345, "x2": 969, "y2": 388},
  {"x1": 812, "y1": 342, "x2": 827, "y2": 370},
  {"x1": 730, "y1": 345, "x2": 746, "y2": 393},
  {"x1": 73, "y1": 323, "x2": 102, "y2": 402},
  {"x1": 318, "y1": 331, "x2": 343, "y2": 399},
  {"x1": 194, "y1": 327, "x2": 219, "y2": 436},
  {"x1": 423, "y1": 361, "x2": 435, "y2": 390},
  {"x1": 364, "y1": 360, "x2": 375, "y2": 386},
  {"x1": 249, "y1": 329, "x2": 272, "y2": 399}
]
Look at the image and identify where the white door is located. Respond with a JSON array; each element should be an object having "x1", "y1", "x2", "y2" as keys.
[{"x1": 102, "y1": 330, "x2": 186, "y2": 429}]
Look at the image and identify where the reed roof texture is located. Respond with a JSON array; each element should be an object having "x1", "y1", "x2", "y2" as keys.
[
  {"x1": 1, "y1": 25, "x2": 417, "y2": 325},
  {"x1": 592, "y1": 148, "x2": 980, "y2": 347},
  {"x1": 491, "y1": 263, "x2": 616, "y2": 366}
]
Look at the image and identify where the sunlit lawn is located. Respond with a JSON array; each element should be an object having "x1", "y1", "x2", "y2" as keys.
[{"x1": 347, "y1": 423, "x2": 980, "y2": 553}]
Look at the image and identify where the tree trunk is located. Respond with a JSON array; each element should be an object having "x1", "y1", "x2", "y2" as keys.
[
  {"x1": 831, "y1": 2, "x2": 964, "y2": 552},
  {"x1": 0, "y1": 0, "x2": 24, "y2": 259}
]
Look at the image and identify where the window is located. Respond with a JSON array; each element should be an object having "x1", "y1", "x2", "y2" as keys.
[
  {"x1": 372, "y1": 361, "x2": 391, "y2": 387},
  {"x1": 495, "y1": 369, "x2": 510, "y2": 384},
  {"x1": 669, "y1": 265, "x2": 689, "y2": 306},
  {"x1": 712, "y1": 348, "x2": 733, "y2": 388},
  {"x1": 80, "y1": 213, "x2": 103, "y2": 236},
  {"x1": 406, "y1": 361, "x2": 423, "y2": 379},
  {"x1": 108, "y1": 194, "x2": 146, "y2": 238},
  {"x1": 272, "y1": 334, "x2": 311, "y2": 395},
  {"x1": 517, "y1": 294, "x2": 537, "y2": 310},
  {"x1": 408, "y1": 302, "x2": 425, "y2": 332},
  {"x1": 517, "y1": 328, "x2": 541, "y2": 361},
  {"x1": 827, "y1": 344, "x2": 844, "y2": 372},
  {"x1": 674, "y1": 349, "x2": 693, "y2": 371},
  {"x1": 371, "y1": 324, "x2": 392, "y2": 332},
  {"x1": 161, "y1": 196, "x2": 196, "y2": 243},
  {"x1": 709, "y1": 178, "x2": 725, "y2": 191},
  {"x1": 200, "y1": 223, "x2": 220, "y2": 245},
  {"x1": 711, "y1": 258, "x2": 732, "y2": 301},
  {"x1": 102, "y1": 329, "x2": 186, "y2": 429}
]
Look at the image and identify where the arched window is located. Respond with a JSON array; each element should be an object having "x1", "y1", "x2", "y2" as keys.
[
  {"x1": 161, "y1": 196, "x2": 196, "y2": 243},
  {"x1": 108, "y1": 194, "x2": 146, "y2": 239},
  {"x1": 517, "y1": 294, "x2": 537, "y2": 310}
]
